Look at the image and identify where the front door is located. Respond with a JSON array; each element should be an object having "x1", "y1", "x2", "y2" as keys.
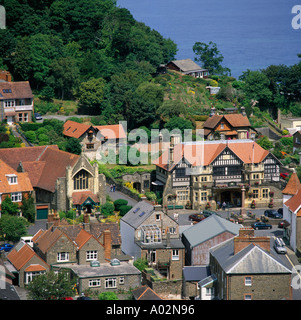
[{"x1": 7, "y1": 116, "x2": 13, "y2": 125}]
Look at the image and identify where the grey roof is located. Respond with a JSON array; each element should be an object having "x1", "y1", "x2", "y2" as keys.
[
  {"x1": 182, "y1": 215, "x2": 241, "y2": 248},
  {"x1": 136, "y1": 238, "x2": 185, "y2": 250},
  {"x1": 210, "y1": 240, "x2": 292, "y2": 275},
  {"x1": 121, "y1": 201, "x2": 155, "y2": 229},
  {"x1": 54, "y1": 262, "x2": 141, "y2": 278},
  {"x1": 183, "y1": 266, "x2": 211, "y2": 282},
  {"x1": 170, "y1": 59, "x2": 207, "y2": 73},
  {"x1": 198, "y1": 274, "x2": 217, "y2": 287}
]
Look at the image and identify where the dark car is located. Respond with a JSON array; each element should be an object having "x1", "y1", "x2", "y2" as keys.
[
  {"x1": 34, "y1": 112, "x2": 43, "y2": 121},
  {"x1": 251, "y1": 222, "x2": 272, "y2": 230},
  {"x1": 77, "y1": 296, "x2": 92, "y2": 300},
  {"x1": 277, "y1": 208, "x2": 283, "y2": 215},
  {"x1": 0, "y1": 243, "x2": 14, "y2": 252},
  {"x1": 280, "y1": 173, "x2": 289, "y2": 180},
  {"x1": 264, "y1": 210, "x2": 282, "y2": 219},
  {"x1": 189, "y1": 213, "x2": 205, "y2": 222}
]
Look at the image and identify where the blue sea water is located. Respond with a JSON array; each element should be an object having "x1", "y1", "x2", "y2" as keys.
[{"x1": 117, "y1": 0, "x2": 301, "y2": 78}]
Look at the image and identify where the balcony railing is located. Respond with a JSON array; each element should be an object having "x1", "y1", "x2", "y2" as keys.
[{"x1": 15, "y1": 105, "x2": 33, "y2": 111}]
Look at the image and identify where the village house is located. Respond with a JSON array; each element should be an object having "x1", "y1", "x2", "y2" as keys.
[
  {"x1": 181, "y1": 215, "x2": 241, "y2": 266},
  {"x1": 30, "y1": 215, "x2": 140, "y2": 294},
  {"x1": 0, "y1": 75, "x2": 34, "y2": 125},
  {"x1": 293, "y1": 130, "x2": 301, "y2": 152},
  {"x1": 6, "y1": 241, "x2": 50, "y2": 288},
  {"x1": 63, "y1": 120, "x2": 127, "y2": 160},
  {"x1": 0, "y1": 159, "x2": 33, "y2": 216},
  {"x1": 0, "y1": 145, "x2": 106, "y2": 219},
  {"x1": 209, "y1": 228, "x2": 292, "y2": 300},
  {"x1": 282, "y1": 172, "x2": 301, "y2": 251},
  {"x1": 120, "y1": 201, "x2": 185, "y2": 280},
  {"x1": 154, "y1": 138, "x2": 283, "y2": 211},
  {"x1": 202, "y1": 111, "x2": 256, "y2": 140},
  {"x1": 0, "y1": 258, "x2": 20, "y2": 300},
  {"x1": 166, "y1": 59, "x2": 209, "y2": 78}
]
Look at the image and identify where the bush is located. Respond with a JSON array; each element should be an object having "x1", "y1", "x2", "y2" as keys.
[
  {"x1": 101, "y1": 202, "x2": 114, "y2": 217},
  {"x1": 114, "y1": 199, "x2": 128, "y2": 211},
  {"x1": 119, "y1": 205, "x2": 133, "y2": 217},
  {"x1": 145, "y1": 192, "x2": 157, "y2": 201},
  {"x1": 98, "y1": 292, "x2": 119, "y2": 300}
]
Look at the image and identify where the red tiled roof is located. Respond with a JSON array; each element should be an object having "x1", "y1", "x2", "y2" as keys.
[
  {"x1": 24, "y1": 264, "x2": 47, "y2": 272},
  {"x1": 154, "y1": 141, "x2": 269, "y2": 171},
  {"x1": 75, "y1": 229, "x2": 93, "y2": 249},
  {"x1": 203, "y1": 114, "x2": 251, "y2": 129},
  {"x1": 0, "y1": 81, "x2": 33, "y2": 99},
  {"x1": 63, "y1": 120, "x2": 92, "y2": 139},
  {"x1": 285, "y1": 188, "x2": 301, "y2": 215},
  {"x1": 72, "y1": 191, "x2": 99, "y2": 205},
  {"x1": 95, "y1": 124, "x2": 126, "y2": 140},
  {"x1": 282, "y1": 172, "x2": 301, "y2": 195}
]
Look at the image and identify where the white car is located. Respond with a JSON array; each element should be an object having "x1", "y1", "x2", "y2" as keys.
[{"x1": 274, "y1": 237, "x2": 287, "y2": 254}]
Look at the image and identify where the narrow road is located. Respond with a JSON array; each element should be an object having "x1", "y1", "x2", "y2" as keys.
[{"x1": 106, "y1": 185, "x2": 138, "y2": 207}]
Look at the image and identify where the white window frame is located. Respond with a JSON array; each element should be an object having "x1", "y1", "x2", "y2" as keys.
[
  {"x1": 105, "y1": 278, "x2": 117, "y2": 289},
  {"x1": 245, "y1": 276, "x2": 252, "y2": 286},
  {"x1": 89, "y1": 279, "x2": 101, "y2": 287},
  {"x1": 57, "y1": 252, "x2": 69, "y2": 262},
  {"x1": 11, "y1": 192, "x2": 22, "y2": 202},
  {"x1": 172, "y1": 249, "x2": 179, "y2": 261},
  {"x1": 119, "y1": 277, "x2": 125, "y2": 285},
  {"x1": 86, "y1": 250, "x2": 98, "y2": 261},
  {"x1": 25, "y1": 271, "x2": 46, "y2": 284},
  {"x1": 4, "y1": 99, "x2": 15, "y2": 108},
  {"x1": 6, "y1": 175, "x2": 17, "y2": 185}
]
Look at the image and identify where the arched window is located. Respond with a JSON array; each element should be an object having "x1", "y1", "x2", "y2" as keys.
[{"x1": 74, "y1": 170, "x2": 89, "y2": 190}]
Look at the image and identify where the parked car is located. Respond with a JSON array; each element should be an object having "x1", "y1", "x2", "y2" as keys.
[
  {"x1": 251, "y1": 222, "x2": 272, "y2": 230},
  {"x1": 264, "y1": 210, "x2": 282, "y2": 219},
  {"x1": 189, "y1": 213, "x2": 205, "y2": 222},
  {"x1": 0, "y1": 243, "x2": 14, "y2": 252},
  {"x1": 274, "y1": 237, "x2": 287, "y2": 254},
  {"x1": 277, "y1": 208, "x2": 283, "y2": 215},
  {"x1": 280, "y1": 172, "x2": 289, "y2": 180},
  {"x1": 34, "y1": 112, "x2": 43, "y2": 121}
]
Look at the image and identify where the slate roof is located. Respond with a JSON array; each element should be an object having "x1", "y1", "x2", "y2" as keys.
[
  {"x1": 210, "y1": 239, "x2": 291, "y2": 275},
  {"x1": 132, "y1": 285, "x2": 162, "y2": 300},
  {"x1": 183, "y1": 265, "x2": 211, "y2": 282},
  {"x1": 182, "y1": 215, "x2": 241, "y2": 248},
  {"x1": 169, "y1": 59, "x2": 207, "y2": 73},
  {"x1": 121, "y1": 201, "x2": 154, "y2": 229}
]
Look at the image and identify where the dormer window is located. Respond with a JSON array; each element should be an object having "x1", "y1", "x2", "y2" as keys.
[{"x1": 6, "y1": 174, "x2": 18, "y2": 185}]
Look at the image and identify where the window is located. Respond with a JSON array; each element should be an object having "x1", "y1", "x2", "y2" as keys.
[
  {"x1": 156, "y1": 214, "x2": 161, "y2": 221},
  {"x1": 201, "y1": 176, "x2": 207, "y2": 182},
  {"x1": 25, "y1": 271, "x2": 46, "y2": 284},
  {"x1": 228, "y1": 166, "x2": 241, "y2": 176},
  {"x1": 23, "y1": 113, "x2": 28, "y2": 122},
  {"x1": 11, "y1": 192, "x2": 22, "y2": 202},
  {"x1": 195, "y1": 192, "x2": 198, "y2": 201},
  {"x1": 172, "y1": 249, "x2": 179, "y2": 261},
  {"x1": 253, "y1": 174, "x2": 259, "y2": 179},
  {"x1": 4, "y1": 100, "x2": 15, "y2": 107},
  {"x1": 244, "y1": 294, "x2": 252, "y2": 300},
  {"x1": 169, "y1": 227, "x2": 176, "y2": 234},
  {"x1": 7, "y1": 175, "x2": 17, "y2": 184},
  {"x1": 175, "y1": 168, "x2": 188, "y2": 178},
  {"x1": 73, "y1": 170, "x2": 89, "y2": 190},
  {"x1": 18, "y1": 113, "x2": 23, "y2": 122},
  {"x1": 177, "y1": 190, "x2": 188, "y2": 201},
  {"x1": 89, "y1": 279, "x2": 101, "y2": 287},
  {"x1": 262, "y1": 189, "x2": 269, "y2": 198},
  {"x1": 105, "y1": 278, "x2": 117, "y2": 289},
  {"x1": 206, "y1": 288, "x2": 214, "y2": 296},
  {"x1": 221, "y1": 123, "x2": 224, "y2": 129},
  {"x1": 86, "y1": 251, "x2": 97, "y2": 261},
  {"x1": 213, "y1": 167, "x2": 225, "y2": 176},
  {"x1": 201, "y1": 192, "x2": 207, "y2": 202},
  {"x1": 253, "y1": 190, "x2": 259, "y2": 199},
  {"x1": 86, "y1": 143, "x2": 94, "y2": 150},
  {"x1": 57, "y1": 252, "x2": 69, "y2": 262},
  {"x1": 119, "y1": 277, "x2": 125, "y2": 285},
  {"x1": 245, "y1": 277, "x2": 252, "y2": 286}
]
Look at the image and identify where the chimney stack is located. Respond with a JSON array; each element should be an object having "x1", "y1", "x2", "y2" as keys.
[
  {"x1": 234, "y1": 228, "x2": 270, "y2": 255},
  {"x1": 83, "y1": 213, "x2": 90, "y2": 232},
  {"x1": 104, "y1": 230, "x2": 112, "y2": 261}
]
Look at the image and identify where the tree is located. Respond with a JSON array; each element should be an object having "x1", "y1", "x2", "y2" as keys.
[
  {"x1": 256, "y1": 136, "x2": 273, "y2": 150},
  {"x1": 133, "y1": 258, "x2": 148, "y2": 271},
  {"x1": 157, "y1": 100, "x2": 187, "y2": 120},
  {"x1": 193, "y1": 41, "x2": 230, "y2": 75},
  {"x1": 98, "y1": 292, "x2": 119, "y2": 300},
  {"x1": 164, "y1": 116, "x2": 193, "y2": 133},
  {"x1": 0, "y1": 215, "x2": 28, "y2": 242},
  {"x1": 65, "y1": 137, "x2": 82, "y2": 155},
  {"x1": 20, "y1": 193, "x2": 35, "y2": 223},
  {"x1": 1, "y1": 196, "x2": 19, "y2": 215},
  {"x1": 75, "y1": 78, "x2": 106, "y2": 112},
  {"x1": 27, "y1": 270, "x2": 76, "y2": 300}
]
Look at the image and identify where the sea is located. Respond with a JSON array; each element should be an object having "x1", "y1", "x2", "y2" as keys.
[{"x1": 117, "y1": 0, "x2": 301, "y2": 79}]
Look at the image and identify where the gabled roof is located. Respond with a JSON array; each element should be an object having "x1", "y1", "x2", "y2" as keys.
[
  {"x1": 210, "y1": 240, "x2": 291, "y2": 274},
  {"x1": 169, "y1": 59, "x2": 207, "y2": 73},
  {"x1": 72, "y1": 191, "x2": 99, "y2": 205},
  {"x1": 282, "y1": 172, "x2": 301, "y2": 195},
  {"x1": 182, "y1": 215, "x2": 241, "y2": 248},
  {"x1": 0, "y1": 81, "x2": 33, "y2": 99},
  {"x1": 63, "y1": 120, "x2": 92, "y2": 139},
  {"x1": 155, "y1": 140, "x2": 269, "y2": 171},
  {"x1": 0, "y1": 145, "x2": 80, "y2": 192},
  {"x1": 95, "y1": 124, "x2": 127, "y2": 140},
  {"x1": 75, "y1": 228, "x2": 102, "y2": 250},
  {"x1": 284, "y1": 188, "x2": 301, "y2": 216},
  {"x1": 132, "y1": 285, "x2": 162, "y2": 300},
  {"x1": 183, "y1": 265, "x2": 211, "y2": 282},
  {"x1": 121, "y1": 201, "x2": 155, "y2": 229},
  {"x1": 203, "y1": 114, "x2": 251, "y2": 129},
  {"x1": 0, "y1": 159, "x2": 33, "y2": 194},
  {"x1": 7, "y1": 241, "x2": 49, "y2": 271}
]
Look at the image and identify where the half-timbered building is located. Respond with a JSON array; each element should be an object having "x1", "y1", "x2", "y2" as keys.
[{"x1": 154, "y1": 139, "x2": 283, "y2": 210}]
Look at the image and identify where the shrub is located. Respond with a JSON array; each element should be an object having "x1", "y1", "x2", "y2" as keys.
[
  {"x1": 145, "y1": 192, "x2": 157, "y2": 201},
  {"x1": 98, "y1": 292, "x2": 119, "y2": 300},
  {"x1": 101, "y1": 202, "x2": 114, "y2": 217},
  {"x1": 114, "y1": 199, "x2": 128, "y2": 211},
  {"x1": 119, "y1": 205, "x2": 133, "y2": 217}
]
